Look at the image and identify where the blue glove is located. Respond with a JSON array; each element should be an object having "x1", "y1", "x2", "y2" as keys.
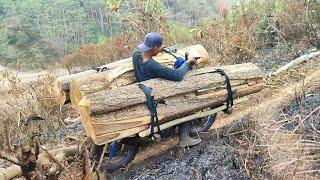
[{"x1": 174, "y1": 57, "x2": 186, "y2": 69}]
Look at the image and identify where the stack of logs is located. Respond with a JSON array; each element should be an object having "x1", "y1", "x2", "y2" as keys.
[
  {"x1": 55, "y1": 44, "x2": 209, "y2": 106},
  {"x1": 54, "y1": 44, "x2": 264, "y2": 145},
  {"x1": 77, "y1": 63, "x2": 264, "y2": 145}
]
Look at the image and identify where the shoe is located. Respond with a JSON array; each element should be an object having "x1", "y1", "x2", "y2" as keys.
[
  {"x1": 178, "y1": 122, "x2": 202, "y2": 148},
  {"x1": 179, "y1": 137, "x2": 202, "y2": 148}
]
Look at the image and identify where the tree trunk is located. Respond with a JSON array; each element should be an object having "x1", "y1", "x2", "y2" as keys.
[
  {"x1": 57, "y1": 44, "x2": 209, "y2": 105},
  {"x1": 79, "y1": 63, "x2": 263, "y2": 116},
  {"x1": 77, "y1": 63, "x2": 264, "y2": 145},
  {"x1": 82, "y1": 83, "x2": 263, "y2": 145}
]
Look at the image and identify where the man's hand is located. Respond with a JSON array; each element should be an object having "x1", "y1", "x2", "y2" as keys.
[
  {"x1": 187, "y1": 58, "x2": 197, "y2": 65},
  {"x1": 186, "y1": 50, "x2": 201, "y2": 65}
]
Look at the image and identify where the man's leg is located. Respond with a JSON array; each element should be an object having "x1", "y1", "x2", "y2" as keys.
[{"x1": 178, "y1": 121, "x2": 201, "y2": 148}]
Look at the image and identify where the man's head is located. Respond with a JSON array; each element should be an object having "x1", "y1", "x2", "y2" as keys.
[{"x1": 138, "y1": 32, "x2": 164, "y2": 56}]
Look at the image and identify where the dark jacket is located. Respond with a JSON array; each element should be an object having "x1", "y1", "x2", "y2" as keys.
[{"x1": 132, "y1": 51, "x2": 191, "y2": 82}]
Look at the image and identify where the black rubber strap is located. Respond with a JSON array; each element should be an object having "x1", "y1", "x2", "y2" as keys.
[
  {"x1": 132, "y1": 52, "x2": 143, "y2": 82},
  {"x1": 138, "y1": 83, "x2": 165, "y2": 138},
  {"x1": 212, "y1": 69, "x2": 233, "y2": 112},
  {"x1": 133, "y1": 52, "x2": 164, "y2": 137}
]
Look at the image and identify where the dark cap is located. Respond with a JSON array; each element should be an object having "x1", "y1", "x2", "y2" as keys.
[{"x1": 138, "y1": 32, "x2": 163, "y2": 52}]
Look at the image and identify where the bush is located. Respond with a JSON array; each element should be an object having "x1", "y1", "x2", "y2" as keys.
[{"x1": 199, "y1": 0, "x2": 319, "y2": 65}]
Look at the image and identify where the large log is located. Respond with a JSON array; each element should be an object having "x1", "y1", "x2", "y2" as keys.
[
  {"x1": 57, "y1": 44, "x2": 209, "y2": 105},
  {"x1": 79, "y1": 63, "x2": 264, "y2": 116},
  {"x1": 83, "y1": 83, "x2": 264, "y2": 145},
  {"x1": 70, "y1": 70, "x2": 135, "y2": 108},
  {"x1": 78, "y1": 63, "x2": 264, "y2": 145}
]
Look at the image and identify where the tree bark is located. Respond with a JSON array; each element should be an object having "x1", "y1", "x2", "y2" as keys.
[
  {"x1": 57, "y1": 44, "x2": 209, "y2": 105},
  {"x1": 79, "y1": 63, "x2": 264, "y2": 116},
  {"x1": 70, "y1": 66, "x2": 136, "y2": 108},
  {"x1": 0, "y1": 76, "x2": 61, "y2": 122},
  {"x1": 77, "y1": 63, "x2": 264, "y2": 145},
  {"x1": 84, "y1": 83, "x2": 264, "y2": 145}
]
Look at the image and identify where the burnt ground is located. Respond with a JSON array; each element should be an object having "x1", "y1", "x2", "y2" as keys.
[
  {"x1": 280, "y1": 89, "x2": 320, "y2": 139},
  {"x1": 111, "y1": 135, "x2": 250, "y2": 180},
  {"x1": 252, "y1": 43, "x2": 315, "y2": 72}
]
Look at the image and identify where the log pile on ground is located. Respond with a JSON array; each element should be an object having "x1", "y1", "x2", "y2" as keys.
[
  {"x1": 56, "y1": 44, "x2": 209, "y2": 106},
  {"x1": 77, "y1": 63, "x2": 265, "y2": 145}
]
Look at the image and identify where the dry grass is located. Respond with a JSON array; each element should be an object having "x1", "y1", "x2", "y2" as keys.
[
  {"x1": 218, "y1": 58, "x2": 320, "y2": 179},
  {"x1": 200, "y1": 0, "x2": 319, "y2": 66},
  {"x1": 0, "y1": 71, "x2": 63, "y2": 150}
]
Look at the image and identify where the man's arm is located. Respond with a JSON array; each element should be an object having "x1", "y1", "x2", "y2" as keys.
[{"x1": 146, "y1": 60, "x2": 191, "y2": 81}]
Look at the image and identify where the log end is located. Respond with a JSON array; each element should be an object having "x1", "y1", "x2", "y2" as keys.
[
  {"x1": 192, "y1": 44, "x2": 210, "y2": 65},
  {"x1": 70, "y1": 80, "x2": 84, "y2": 108},
  {"x1": 53, "y1": 79, "x2": 67, "y2": 107},
  {"x1": 78, "y1": 97, "x2": 97, "y2": 143}
]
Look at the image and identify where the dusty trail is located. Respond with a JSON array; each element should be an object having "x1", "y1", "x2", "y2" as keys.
[
  {"x1": 0, "y1": 64, "x2": 45, "y2": 82},
  {"x1": 0, "y1": 64, "x2": 69, "y2": 82}
]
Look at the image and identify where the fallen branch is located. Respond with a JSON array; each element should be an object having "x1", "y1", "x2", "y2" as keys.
[
  {"x1": 41, "y1": 146, "x2": 75, "y2": 180},
  {"x1": 271, "y1": 51, "x2": 320, "y2": 76},
  {"x1": 0, "y1": 151, "x2": 21, "y2": 166},
  {"x1": 4, "y1": 123, "x2": 13, "y2": 152},
  {"x1": 0, "y1": 145, "x2": 78, "y2": 180},
  {"x1": 80, "y1": 138, "x2": 94, "y2": 180}
]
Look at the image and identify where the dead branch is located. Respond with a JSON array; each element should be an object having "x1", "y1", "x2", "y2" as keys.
[
  {"x1": 4, "y1": 123, "x2": 13, "y2": 152},
  {"x1": 80, "y1": 138, "x2": 94, "y2": 180},
  {"x1": 0, "y1": 145, "x2": 78, "y2": 180},
  {"x1": 0, "y1": 151, "x2": 21, "y2": 166},
  {"x1": 41, "y1": 146, "x2": 75, "y2": 180},
  {"x1": 271, "y1": 51, "x2": 320, "y2": 76}
]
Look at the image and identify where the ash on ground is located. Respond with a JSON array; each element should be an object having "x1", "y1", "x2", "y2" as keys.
[
  {"x1": 280, "y1": 90, "x2": 320, "y2": 139},
  {"x1": 110, "y1": 134, "x2": 250, "y2": 180}
]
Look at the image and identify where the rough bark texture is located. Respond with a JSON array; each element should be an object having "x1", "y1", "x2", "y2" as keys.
[
  {"x1": 80, "y1": 63, "x2": 264, "y2": 116},
  {"x1": 58, "y1": 44, "x2": 209, "y2": 105},
  {"x1": 92, "y1": 83, "x2": 262, "y2": 133},
  {"x1": 88, "y1": 83, "x2": 264, "y2": 145},
  {"x1": 77, "y1": 63, "x2": 264, "y2": 145},
  {"x1": 70, "y1": 44, "x2": 209, "y2": 107},
  {"x1": 70, "y1": 71, "x2": 136, "y2": 108}
]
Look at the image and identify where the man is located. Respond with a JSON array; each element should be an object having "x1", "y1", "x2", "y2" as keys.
[{"x1": 132, "y1": 32, "x2": 201, "y2": 148}]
